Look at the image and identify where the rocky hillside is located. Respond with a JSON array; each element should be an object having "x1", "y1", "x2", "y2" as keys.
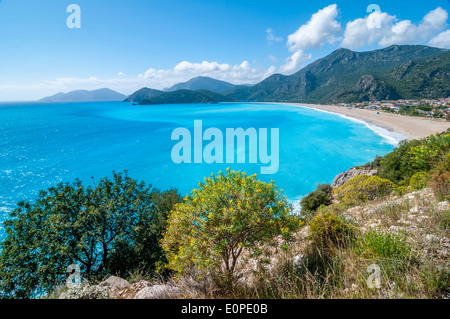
[
  {"x1": 55, "y1": 187, "x2": 449, "y2": 299},
  {"x1": 225, "y1": 45, "x2": 448, "y2": 103}
]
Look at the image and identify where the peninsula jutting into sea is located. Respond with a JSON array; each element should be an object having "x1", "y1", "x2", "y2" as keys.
[{"x1": 0, "y1": 1, "x2": 449, "y2": 306}]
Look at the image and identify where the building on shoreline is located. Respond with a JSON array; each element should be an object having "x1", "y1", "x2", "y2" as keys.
[{"x1": 332, "y1": 97, "x2": 450, "y2": 118}]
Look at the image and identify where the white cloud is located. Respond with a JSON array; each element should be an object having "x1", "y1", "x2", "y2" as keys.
[
  {"x1": 279, "y1": 50, "x2": 312, "y2": 74},
  {"x1": 139, "y1": 60, "x2": 274, "y2": 87},
  {"x1": 341, "y1": 12, "x2": 395, "y2": 48},
  {"x1": 287, "y1": 4, "x2": 341, "y2": 52},
  {"x1": 266, "y1": 28, "x2": 282, "y2": 42},
  {"x1": 117, "y1": 72, "x2": 126, "y2": 76},
  {"x1": 341, "y1": 7, "x2": 448, "y2": 49},
  {"x1": 0, "y1": 60, "x2": 276, "y2": 100},
  {"x1": 280, "y1": 5, "x2": 338, "y2": 75},
  {"x1": 268, "y1": 55, "x2": 278, "y2": 63},
  {"x1": 429, "y1": 29, "x2": 450, "y2": 48}
]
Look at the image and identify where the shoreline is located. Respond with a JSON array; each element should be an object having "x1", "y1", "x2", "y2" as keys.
[{"x1": 273, "y1": 102, "x2": 450, "y2": 141}]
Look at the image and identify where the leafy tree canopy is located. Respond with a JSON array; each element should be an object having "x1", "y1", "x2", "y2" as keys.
[
  {"x1": 161, "y1": 169, "x2": 302, "y2": 289},
  {"x1": 0, "y1": 171, "x2": 181, "y2": 299}
]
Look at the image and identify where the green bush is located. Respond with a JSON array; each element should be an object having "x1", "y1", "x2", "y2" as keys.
[
  {"x1": 0, "y1": 171, "x2": 181, "y2": 299},
  {"x1": 161, "y1": 169, "x2": 302, "y2": 289},
  {"x1": 308, "y1": 212, "x2": 355, "y2": 249},
  {"x1": 374, "y1": 139, "x2": 423, "y2": 185},
  {"x1": 300, "y1": 184, "x2": 333, "y2": 219},
  {"x1": 358, "y1": 230, "x2": 412, "y2": 259},
  {"x1": 332, "y1": 175, "x2": 394, "y2": 207},
  {"x1": 410, "y1": 133, "x2": 450, "y2": 171},
  {"x1": 409, "y1": 171, "x2": 430, "y2": 190}
]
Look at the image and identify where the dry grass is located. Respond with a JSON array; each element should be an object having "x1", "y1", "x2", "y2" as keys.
[{"x1": 170, "y1": 188, "x2": 449, "y2": 299}]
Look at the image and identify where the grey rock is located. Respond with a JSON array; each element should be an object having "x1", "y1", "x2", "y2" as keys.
[
  {"x1": 131, "y1": 280, "x2": 152, "y2": 291},
  {"x1": 134, "y1": 284, "x2": 181, "y2": 299},
  {"x1": 59, "y1": 285, "x2": 109, "y2": 299},
  {"x1": 332, "y1": 168, "x2": 377, "y2": 187},
  {"x1": 293, "y1": 254, "x2": 304, "y2": 267},
  {"x1": 99, "y1": 276, "x2": 131, "y2": 290}
]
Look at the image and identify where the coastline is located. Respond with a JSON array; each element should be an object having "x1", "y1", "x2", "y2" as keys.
[{"x1": 277, "y1": 102, "x2": 450, "y2": 141}]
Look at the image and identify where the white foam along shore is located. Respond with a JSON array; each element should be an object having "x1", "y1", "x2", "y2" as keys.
[{"x1": 285, "y1": 103, "x2": 407, "y2": 146}]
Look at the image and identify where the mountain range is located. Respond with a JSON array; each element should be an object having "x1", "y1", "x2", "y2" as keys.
[
  {"x1": 39, "y1": 45, "x2": 450, "y2": 105},
  {"x1": 125, "y1": 45, "x2": 450, "y2": 105},
  {"x1": 224, "y1": 45, "x2": 449, "y2": 103},
  {"x1": 40, "y1": 88, "x2": 127, "y2": 102}
]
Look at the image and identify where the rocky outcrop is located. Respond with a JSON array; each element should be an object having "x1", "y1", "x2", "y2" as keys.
[
  {"x1": 332, "y1": 167, "x2": 377, "y2": 187},
  {"x1": 98, "y1": 276, "x2": 131, "y2": 299},
  {"x1": 134, "y1": 285, "x2": 181, "y2": 299},
  {"x1": 59, "y1": 276, "x2": 180, "y2": 300},
  {"x1": 59, "y1": 284, "x2": 109, "y2": 299},
  {"x1": 99, "y1": 276, "x2": 131, "y2": 290}
]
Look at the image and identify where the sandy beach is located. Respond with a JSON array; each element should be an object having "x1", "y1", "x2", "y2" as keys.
[{"x1": 280, "y1": 103, "x2": 450, "y2": 141}]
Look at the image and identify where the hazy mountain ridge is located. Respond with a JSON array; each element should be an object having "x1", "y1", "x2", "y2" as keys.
[{"x1": 40, "y1": 88, "x2": 126, "y2": 102}]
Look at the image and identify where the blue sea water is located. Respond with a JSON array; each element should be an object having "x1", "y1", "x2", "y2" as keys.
[{"x1": 0, "y1": 101, "x2": 401, "y2": 240}]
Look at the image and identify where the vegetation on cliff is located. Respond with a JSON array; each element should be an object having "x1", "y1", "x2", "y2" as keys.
[
  {"x1": 0, "y1": 172, "x2": 181, "y2": 298},
  {"x1": 161, "y1": 169, "x2": 302, "y2": 290},
  {"x1": 0, "y1": 130, "x2": 448, "y2": 299}
]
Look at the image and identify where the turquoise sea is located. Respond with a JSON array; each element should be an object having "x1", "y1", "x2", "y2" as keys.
[{"x1": 0, "y1": 101, "x2": 403, "y2": 240}]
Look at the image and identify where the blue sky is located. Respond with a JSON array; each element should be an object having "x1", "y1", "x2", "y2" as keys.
[{"x1": 0, "y1": 0, "x2": 449, "y2": 100}]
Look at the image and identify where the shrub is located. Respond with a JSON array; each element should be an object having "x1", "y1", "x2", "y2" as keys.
[
  {"x1": 0, "y1": 171, "x2": 181, "y2": 299},
  {"x1": 374, "y1": 139, "x2": 422, "y2": 185},
  {"x1": 300, "y1": 184, "x2": 333, "y2": 219},
  {"x1": 409, "y1": 171, "x2": 430, "y2": 190},
  {"x1": 308, "y1": 212, "x2": 355, "y2": 249},
  {"x1": 161, "y1": 169, "x2": 302, "y2": 289},
  {"x1": 410, "y1": 133, "x2": 450, "y2": 171},
  {"x1": 393, "y1": 185, "x2": 410, "y2": 196},
  {"x1": 429, "y1": 170, "x2": 450, "y2": 201},
  {"x1": 332, "y1": 175, "x2": 394, "y2": 207},
  {"x1": 358, "y1": 230, "x2": 412, "y2": 259}
]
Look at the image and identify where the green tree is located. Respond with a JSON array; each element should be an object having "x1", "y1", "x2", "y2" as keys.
[
  {"x1": 161, "y1": 169, "x2": 302, "y2": 289},
  {"x1": 0, "y1": 171, "x2": 180, "y2": 299},
  {"x1": 375, "y1": 139, "x2": 422, "y2": 185},
  {"x1": 300, "y1": 184, "x2": 333, "y2": 219},
  {"x1": 433, "y1": 110, "x2": 444, "y2": 118}
]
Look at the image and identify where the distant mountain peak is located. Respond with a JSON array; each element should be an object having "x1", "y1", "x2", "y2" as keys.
[
  {"x1": 225, "y1": 44, "x2": 449, "y2": 103},
  {"x1": 163, "y1": 76, "x2": 236, "y2": 93},
  {"x1": 123, "y1": 87, "x2": 163, "y2": 103},
  {"x1": 40, "y1": 88, "x2": 126, "y2": 102},
  {"x1": 138, "y1": 89, "x2": 235, "y2": 105}
]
